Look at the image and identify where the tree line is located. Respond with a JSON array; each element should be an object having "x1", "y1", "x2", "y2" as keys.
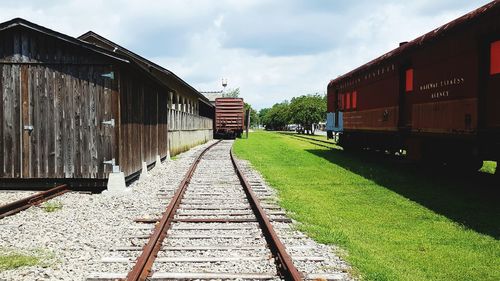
[
  {"x1": 222, "y1": 88, "x2": 326, "y2": 133},
  {"x1": 259, "y1": 93, "x2": 326, "y2": 133}
]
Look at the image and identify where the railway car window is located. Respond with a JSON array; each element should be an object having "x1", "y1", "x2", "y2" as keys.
[
  {"x1": 405, "y1": 69, "x2": 414, "y2": 92},
  {"x1": 346, "y1": 93, "x2": 351, "y2": 110},
  {"x1": 352, "y1": 91, "x2": 357, "y2": 109},
  {"x1": 491, "y1": 40, "x2": 500, "y2": 75}
]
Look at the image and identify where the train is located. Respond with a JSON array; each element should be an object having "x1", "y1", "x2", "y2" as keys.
[
  {"x1": 214, "y1": 97, "x2": 246, "y2": 139},
  {"x1": 326, "y1": 1, "x2": 500, "y2": 173}
]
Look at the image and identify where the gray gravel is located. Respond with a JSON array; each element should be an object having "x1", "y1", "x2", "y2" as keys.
[
  {"x1": 0, "y1": 139, "x2": 354, "y2": 281},
  {"x1": 150, "y1": 141, "x2": 278, "y2": 277},
  {"x1": 0, "y1": 191, "x2": 38, "y2": 206},
  {"x1": 0, "y1": 141, "x2": 216, "y2": 281}
]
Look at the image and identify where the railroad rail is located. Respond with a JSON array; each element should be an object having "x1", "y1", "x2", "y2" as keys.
[
  {"x1": 230, "y1": 146, "x2": 302, "y2": 280},
  {"x1": 88, "y1": 140, "x2": 308, "y2": 280},
  {"x1": 0, "y1": 184, "x2": 69, "y2": 219},
  {"x1": 127, "y1": 140, "x2": 301, "y2": 280},
  {"x1": 126, "y1": 140, "x2": 224, "y2": 281}
]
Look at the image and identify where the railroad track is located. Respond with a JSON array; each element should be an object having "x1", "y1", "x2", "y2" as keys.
[
  {"x1": 0, "y1": 184, "x2": 69, "y2": 219},
  {"x1": 88, "y1": 140, "x2": 346, "y2": 281}
]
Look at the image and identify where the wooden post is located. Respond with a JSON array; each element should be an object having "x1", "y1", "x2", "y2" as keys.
[{"x1": 246, "y1": 109, "x2": 250, "y2": 139}]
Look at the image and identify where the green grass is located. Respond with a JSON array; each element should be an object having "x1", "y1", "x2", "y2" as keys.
[
  {"x1": 281, "y1": 132, "x2": 337, "y2": 144},
  {"x1": 0, "y1": 248, "x2": 56, "y2": 272},
  {"x1": 0, "y1": 249, "x2": 39, "y2": 271},
  {"x1": 0, "y1": 254, "x2": 39, "y2": 270},
  {"x1": 480, "y1": 161, "x2": 497, "y2": 174},
  {"x1": 40, "y1": 201, "x2": 63, "y2": 212},
  {"x1": 234, "y1": 131, "x2": 500, "y2": 281}
]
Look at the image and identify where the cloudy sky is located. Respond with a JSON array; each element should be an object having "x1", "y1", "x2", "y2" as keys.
[{"x1": 0, "y1": 0, "x2": 492, "y2": 109}]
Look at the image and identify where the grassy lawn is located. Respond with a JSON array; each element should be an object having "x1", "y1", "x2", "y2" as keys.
[
  {"x1": 234, "y1": 131, "x2": 500, "y2": 281},
  {"x1": 481, "y1": 161, "x2": 497, "y2": 174},
  {"x1": 280, "y1": 132, "x2": 337, "y2": 145}
]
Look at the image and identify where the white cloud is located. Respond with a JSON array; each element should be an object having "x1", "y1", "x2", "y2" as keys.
[
  {"x1": 0, "y1": 0, "x2": 492, "y2": 109},
  {"x1": 214, "y1": 14, "x2": 224, "y2": 28}
]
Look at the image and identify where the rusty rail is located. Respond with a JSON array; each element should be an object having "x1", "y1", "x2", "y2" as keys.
[
  {"x1": 126, "y1": 140, "x2": 222, "y2": 281},
  {"x1": 126, "y1": 140, "x2": 301, "y2": 281},
  {"x1": 0, "y1": 184, "x2": 69, "y2": 219},
  {"x1": 230, "y1": 148, "x2": 303, "y2": 281}
]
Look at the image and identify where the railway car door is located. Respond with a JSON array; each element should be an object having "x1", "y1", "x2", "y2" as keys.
[
  {"x1": 334, "y1": 90, "x2": 340, "y2": 129},
  {"x1": 483, "y1": 39, "x2": 500, "y2": 129},
  {"x1": 398, "y1": 64, "x2": 413, "y2": 130}
]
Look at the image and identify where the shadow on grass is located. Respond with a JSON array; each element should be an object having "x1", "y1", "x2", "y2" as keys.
[
  {"x1": 279, "y1": 132, "x2": 337, "y2": 150},
  {"x1": 305, "y1": 147, "x2": 500, "y2": 239}
]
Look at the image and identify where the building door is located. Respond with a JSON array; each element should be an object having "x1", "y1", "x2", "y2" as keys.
[
  {"x1": 0, "y1": 64, "x2": 22, "y2": 178},
  {"x1": 19, "y1": 65, "x2": 117, "y2": 179}
]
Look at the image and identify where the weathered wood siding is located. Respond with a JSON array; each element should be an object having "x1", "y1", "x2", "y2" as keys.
[
  {"x1": 1, "y1": 24, "x2": 213, "y2": 183},
  {"x1": 0, "y1": 64, "x2": 118, "y2": 179},
  {"x1": 0, "y1": 27, "x2": 118, "y2": 179},
  {"x1": 118, "y1": 69, "x2": 169, "y2": 177},
  {"x1": 0, "y1": 64, "x2": 21, "y2": 178}
]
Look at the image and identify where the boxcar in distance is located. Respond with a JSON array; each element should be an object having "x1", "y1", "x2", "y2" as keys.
[{"x1": 214, "y1": 98, "x2": 245, "y2": 139}]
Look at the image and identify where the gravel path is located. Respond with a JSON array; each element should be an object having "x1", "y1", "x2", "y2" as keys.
[
  {"x1": 150, "y1": 141, "x2": 278, "y2": 277},
  {"x1": 0, "y1": 139, "x2": 353, "y2": 281},
  {"x1": 89, "y1": 140, "x2": 353, "y2": 280},
  {"x1": 0, "y1": 191, "x2": 38, "y2": 206},
  {"x1": 0, "y1": 141, "x2": 216, "y2": 281}
]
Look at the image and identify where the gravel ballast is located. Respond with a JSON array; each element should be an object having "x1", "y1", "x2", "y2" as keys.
[
  {"x1": 0, "y1": 191, "x2": 38, "y2": 206},
  {"x1": 0, "y1": 141, "x2": 216, "y2": 281},
  {"x1": 0, "y1": 140, "x2": 353, "y2": 280}
]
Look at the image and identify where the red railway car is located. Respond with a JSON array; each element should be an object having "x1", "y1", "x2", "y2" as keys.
[
  {"x1": 326, "y1": 1, "x2": 500, "y2": 172},
  {"x1": 214, "y1": 98, "x2": 245, "y2": 138}
]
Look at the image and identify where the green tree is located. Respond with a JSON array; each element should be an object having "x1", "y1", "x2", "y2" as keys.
[
  {"x1": 259, "y1": 108, "x2": 270, "y2": 122},
  {"x1": 289, "y1": 93, "x2": 326, "y2": 134},
  {"x1": 244, "y1": 103, "x2": 259, "y2": 128},
  {"x1": 258, "y1": 108, "x2": 270, "y2": 128},
  {"x1": 261, "y1": 101, "x2": 290, "y2": 130},
  {"x1": 222, "y1": 88, "x2": 240, "y2": 98}
]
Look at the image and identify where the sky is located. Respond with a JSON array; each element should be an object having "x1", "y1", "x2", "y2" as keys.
[{"x1": 0, "y1": 0, "x2": 493, "y2": 109}]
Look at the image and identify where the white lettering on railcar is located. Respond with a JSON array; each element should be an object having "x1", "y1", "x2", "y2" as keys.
[
  {"x1": 418, "y1": 77, "x2": 465, "y2": 99},
  {"x1": 431, "y1": 90, "x2": 449, "y2": 99}
]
